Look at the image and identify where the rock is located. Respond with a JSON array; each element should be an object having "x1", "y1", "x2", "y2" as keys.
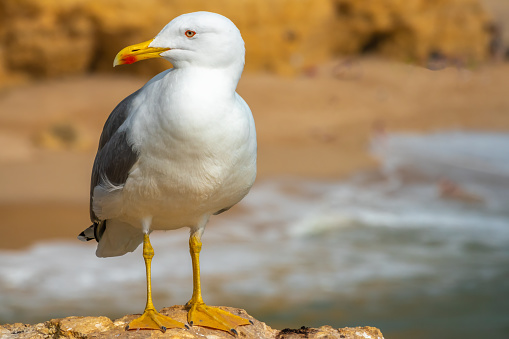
[
  {"x1": 0, "y1": 0, "x2": 335, "y2": 81},
  {"x1": 330, "y1": 0, "x2": 493, "y2": 65},
  {"x1": 0, "y1": 0, "x2": 494, "y2": 85},
  {"x1": 0, "y1": 0, "x2": 95, "y2": 78},
  {"x1": 83, "y1": 0, "x2": 333, "y2": 76},
  {"x1": 48, "y1": 316, "x2": 115, "y2": 337},
  {"x1": 276, "y1": 325, "x2": 384, "y2": 339},
  {"x1": 0, "y1": 306, "x2": 384, "y2": 339}
]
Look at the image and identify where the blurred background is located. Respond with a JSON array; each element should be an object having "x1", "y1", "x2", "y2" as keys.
[{"x1": 1, "y1": 0, "x2": 509, "y2": 338}]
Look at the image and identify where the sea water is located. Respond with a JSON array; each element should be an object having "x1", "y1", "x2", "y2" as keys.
[{"x1": 0, "y1": 131, "x2": 508, "y2": 339}]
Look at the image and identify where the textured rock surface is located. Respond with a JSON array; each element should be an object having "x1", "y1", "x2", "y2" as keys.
[
  {"x1": 0, "y1": 306, "x2": 384, "y2": 339},
  {"x1": 0, "y1": 0, "x2": 495, "y2": 84},
  {"x1": 331, "y1": 0, "x2": 493, "y2": 63},
  {"x1": 0, "y1": 0, "x2": 334, "y2": 80}
]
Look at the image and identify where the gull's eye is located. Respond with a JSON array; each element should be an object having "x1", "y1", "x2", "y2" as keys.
[{"x1": 185, "y1": 30, "x2": 196, "y2": 38}]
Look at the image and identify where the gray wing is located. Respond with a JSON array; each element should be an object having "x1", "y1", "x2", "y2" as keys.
[{"x1": 86, "y1": 90, "x2": 140, "y2": 240}]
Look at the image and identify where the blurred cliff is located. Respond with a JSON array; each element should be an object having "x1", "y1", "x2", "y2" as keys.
[{"x1": 0, "y1": 0, "x2": 497, "y2": 87}]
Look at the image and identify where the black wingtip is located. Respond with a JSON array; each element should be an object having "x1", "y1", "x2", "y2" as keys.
[
  {"x1": 77, "y1": 231, "x2": 94, "y2": 242},
  {"x1": 78, "y1": 224, "x2": 96, "y2": 242}
]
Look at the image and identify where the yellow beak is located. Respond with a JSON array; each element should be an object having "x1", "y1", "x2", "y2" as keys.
[{"x1": 113, "y1": 39, "x2": 170, "y2": 67}]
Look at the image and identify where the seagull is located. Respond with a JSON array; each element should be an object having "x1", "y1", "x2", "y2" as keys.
[{"x1": 78, "y1": 11, "x2": 257, "y2": 334}]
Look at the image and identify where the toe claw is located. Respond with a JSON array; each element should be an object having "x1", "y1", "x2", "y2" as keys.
[
  {"x1": 161, "y1": 326, "x2": 167, "y2": 333},
  {"x1": 249, "y1": 320, "x2": 254, "y2": 325},
  {"x1": 189, "y1": 321, "x2": 194, "y2": 326},
  {"x1": 231, "y1": 328, "x2": 238, "y2": 336}
]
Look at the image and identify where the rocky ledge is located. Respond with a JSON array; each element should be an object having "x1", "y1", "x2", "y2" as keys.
[{"x1": 0, "y1": 305, "x2": 384, "y2": 339}]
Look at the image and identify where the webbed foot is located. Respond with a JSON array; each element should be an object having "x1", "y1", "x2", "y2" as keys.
[
  {"x1": 127, "y1": 307, "x2": 185, "y2": 332},
  {"x1": 188, "y1": 302, "x2": 250, "y2": 334}
]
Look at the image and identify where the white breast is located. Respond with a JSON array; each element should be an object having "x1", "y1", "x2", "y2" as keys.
[{"x1": 119, "y1": 69, "x2": 257, "y2": 230}]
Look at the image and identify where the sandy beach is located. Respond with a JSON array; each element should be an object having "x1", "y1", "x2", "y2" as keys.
[{"x1": 0, "y1": 58, "x2": 508, "y2": 249}]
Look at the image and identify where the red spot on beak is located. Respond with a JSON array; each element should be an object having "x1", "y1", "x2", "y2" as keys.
[{"x1": 123, "y1": 55, "x2": 137, "y2": 65}]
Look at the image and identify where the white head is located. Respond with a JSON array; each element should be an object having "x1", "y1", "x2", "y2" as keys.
[
  {"x1": 153, "y1": 12, "x2": 245, "y2": 70},
  {"x1": 114, "y1": 12, "x2": 245, "y2": 73}
]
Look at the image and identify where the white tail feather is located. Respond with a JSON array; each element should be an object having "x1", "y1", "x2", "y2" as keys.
[{"x1": 96, "y1": 220, "x2": 144, "y2": 257}]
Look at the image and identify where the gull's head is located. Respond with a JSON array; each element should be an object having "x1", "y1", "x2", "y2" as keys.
[{"x1": 114, "y1": 12, "x2": 245, "y2": 70}]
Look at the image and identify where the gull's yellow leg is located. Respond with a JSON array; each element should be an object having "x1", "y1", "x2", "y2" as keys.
[
  {"x1": 186, "y1": 233, "x2": 251, "y2": 334},
  {"x1": 127, "y1": 233, "x2": 185, "y2": 332}
]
